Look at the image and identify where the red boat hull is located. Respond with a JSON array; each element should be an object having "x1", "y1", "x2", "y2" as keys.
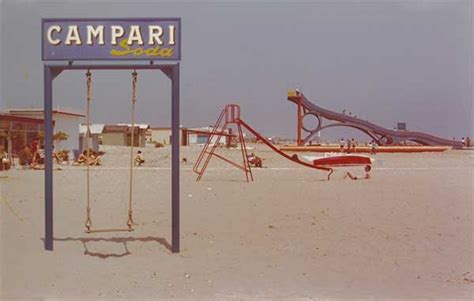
[{"x1": 312, "y1": 155, "x2": 372, "y2": 167}]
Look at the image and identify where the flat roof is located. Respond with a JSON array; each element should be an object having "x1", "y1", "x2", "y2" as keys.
[
  {"x1": 79, "y1": 124, "x2": 105, "y2": 135},
  {"x1": 8, "y1": 108, "x2": 85, "y2": 117},
  {"x1": 117, "y1": 123, "x2": 150, "y2": 130},
  {"x1": 150, "y1": 126, "x2": 188, "y2": 130},
  {"x1": 0, "y1": 113, "x2": 50, "y2": 124},
  {"x1": 103, "y1": 125, "x2": 142, "y2": 134}
]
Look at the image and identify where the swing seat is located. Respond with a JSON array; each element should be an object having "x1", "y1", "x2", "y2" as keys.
[{"x1": 85, "y1": 228, "x2": 134, "y2": 234}]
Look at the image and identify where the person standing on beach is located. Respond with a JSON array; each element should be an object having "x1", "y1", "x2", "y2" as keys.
[
  {"x1": 19, "y1": 146, "x2": 33, "y2": 166},
  {"x1": 347, "y1": 139, "x2": 352, "y2": 153},
  {"x1": 0, "y1": 145, "x2": 10, "y2": 170},
  {"x1": 30, "y1": 139, "x2": 38, "y2": 154},
  {"x1": 466, "y1": 137, "x2": 471, "y2": 147},
  {"x1": 351, "y1": 138, "x2": 356, "y2": 152},
  {"x1": 461, "y1": 137, "x2": 465, "y2": 147},
  {"x1": 31, "y1": 139, "x2": 38, "y2": 157},
  {"x1": 340, "y1": 138, "x2": 345, "y2": 153},
  {"x1": 370, "y1": 141, "x2": 377, "y2": 155}
]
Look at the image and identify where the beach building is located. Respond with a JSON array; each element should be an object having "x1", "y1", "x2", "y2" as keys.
[
  {"x1": 101, "y1": 124, "x2": 149, "y2": 147},
  {"x1": 185, "y1": 127, "x2": 233, "y2": 145},
  {"x1": 0, "y1": 113, "x2": 48, "y2": 155},
  {"x1": 149, "y1": 127, "x2": 186, "y2": 146},
  {"x1": 6, "y1": 108, "x2": 84, "y2": 155},
  {"x1": 148, "y1": 127, "x2": 227, "y2": 146},
  {"x1": 117, "y1": 124, "x2": 149, "y2": 147},
  {"x1": 101, "y1": 125, "x2": 129, "y2": 146},
  {"x1": 79, "y1": 124, "x2": 105, "y2": 153}
]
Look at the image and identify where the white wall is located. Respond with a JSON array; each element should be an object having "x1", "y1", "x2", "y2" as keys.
[
  {"x1": 151, "y1": 129, "x2": 171, "y2": 145},
  {"x1": 54, "y1": 114, "x2": 82, "y2": 152},
  {"x1": 189, "y1": 134, "x2": 197, "y2": 144}
]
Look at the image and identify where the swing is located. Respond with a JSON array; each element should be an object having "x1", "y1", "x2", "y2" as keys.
[{"x1": 84, "y1": 70, "x2": 138, "y2": 233}]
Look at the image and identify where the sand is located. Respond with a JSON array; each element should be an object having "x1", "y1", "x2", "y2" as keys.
[{"x1": 1, "y1": 144, "x2": 473, "y2": 300}]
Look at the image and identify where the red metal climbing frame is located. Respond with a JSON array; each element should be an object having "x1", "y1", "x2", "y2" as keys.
[
  {"x1": 193, "y1": 104, "x2": 334, "y2": 182},
  {"x1": 193, "y1": 104, "x2": 254, "y2": 182}
]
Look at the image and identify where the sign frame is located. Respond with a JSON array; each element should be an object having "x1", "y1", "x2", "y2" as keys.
[{"x1": 42, "y1": 18, "x2": 181, "y2": 253}]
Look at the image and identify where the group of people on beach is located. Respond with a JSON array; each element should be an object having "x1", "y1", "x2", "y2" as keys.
[
  {"x1": 1, "y1": 138, "x2": 148, "y2": 170},
  {"x1": 73, "y1": 150, "x2": 102, "y2": 166},
  {"x1": 460, "y1": 137, "x2": 470, "y2": 148},
  {"x1": 73, "y1": 149, "x2": 145, "y2": 167},
  {"x1": 16, "y1": 139, "x2": 48, "y2": 169},
  {"x1": 339, "y1": 138, "x2": 357, "y2": 153},
  {"x1": 3, "y1": 141, "x2": 373, "y2": 180},
  {"x1": 16, "y1": 139, "x2": 70, "y2": 170},
  {"x1": 72, "y1": 149, "x2": 146, "y2": 167},
  {"x1": 339, "y1": 138, "x2": 377, "y2": 154},
  {"x1": 3, "y1": 138, "x2": 99, "y2": 170}
]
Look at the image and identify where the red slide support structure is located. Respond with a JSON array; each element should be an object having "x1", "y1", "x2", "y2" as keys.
[{"x1": 193, "y1": 105, "x2": 333, "y2": 182}]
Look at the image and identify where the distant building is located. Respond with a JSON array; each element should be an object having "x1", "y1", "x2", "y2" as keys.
[
  {"x1": 397, "y1": 122, "x2": 407, "y2": 131},
  {"x1": 0, "y1": 113, "x2": 50, "y2": 155},
  {"x1": 149, "y1": 127, "x2": 186, "y2": 145},
  {"x1": 79, "y1": 124, "x2": 105, "y2": 153},
  {"x1": 185, "y1": 127, "x2": 233, "y2": 146},
  {"x1": 7, "y1": 108, "x2": 84, "y2": 154},
  {"x1": 148, "y1": 126, "x2": 227, "y2": 146},
  {"x1": 101, "y1": 124, "x2": 149, "y2": 147}
]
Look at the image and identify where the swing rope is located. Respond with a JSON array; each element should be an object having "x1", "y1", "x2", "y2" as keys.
[
  {"x1": 127, "y1": 70, "x2": 138, "y2": 231},
  {"x1": 85, "y1": 70, "x2": 92, "y2": 232},
  {"x1": 83, "y1": 70, "x2": 138, "y2": 233}
]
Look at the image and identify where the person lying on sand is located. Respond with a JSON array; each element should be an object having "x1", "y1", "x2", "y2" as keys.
[{"x1": 344, "y1": 165, "x2": 371, "y2": 180}]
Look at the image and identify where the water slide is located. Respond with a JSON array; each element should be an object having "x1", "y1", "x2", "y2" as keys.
[{"x1": 288, "y1": 92, "x2": 462, "y2": 148}]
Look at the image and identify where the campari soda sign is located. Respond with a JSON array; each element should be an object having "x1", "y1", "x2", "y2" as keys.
[{"x1": 42, "y1": 18, "x2": 181, "y2": 61}]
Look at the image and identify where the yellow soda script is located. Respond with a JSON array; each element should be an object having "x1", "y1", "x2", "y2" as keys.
[{"x1": 110, "y1": 39, "x2": 174, "y2": 57}]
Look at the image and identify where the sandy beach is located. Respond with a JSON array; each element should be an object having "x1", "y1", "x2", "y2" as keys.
[{"x1": 1, "y1": 144, "x2": 473, "y2": 300}]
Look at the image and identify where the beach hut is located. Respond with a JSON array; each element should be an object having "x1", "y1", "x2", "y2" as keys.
[{"x1": 7, "y1": 108, "x2": 84, "y2": 155}]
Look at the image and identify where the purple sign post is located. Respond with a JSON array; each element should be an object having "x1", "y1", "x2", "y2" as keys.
[{"x1": 42, "y1": 18, "x2": 181, "y2": 253}]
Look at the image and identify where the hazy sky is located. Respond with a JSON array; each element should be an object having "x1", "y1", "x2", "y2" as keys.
[{"x1": 1, "y1": 0, "x2": 472, "y2": 140}]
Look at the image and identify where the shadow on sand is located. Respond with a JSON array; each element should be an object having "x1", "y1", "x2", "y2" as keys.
[{"x1": 41, "y1": 236, "x2": 172, "y2": 259}]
